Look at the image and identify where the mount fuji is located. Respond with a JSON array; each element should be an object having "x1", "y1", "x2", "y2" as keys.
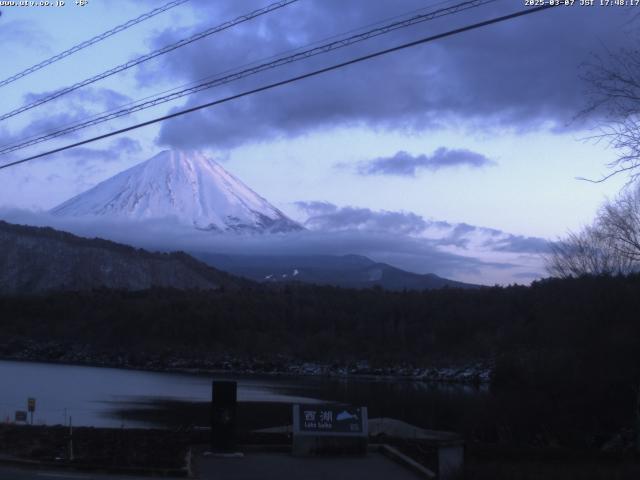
[{"x1": 51, "y1": 150, "x2": 303, "y2": 233}]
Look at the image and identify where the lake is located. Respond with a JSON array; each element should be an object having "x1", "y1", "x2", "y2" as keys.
[{"x1": 0, "y1": 360, "x2": 487, "y2": 429}]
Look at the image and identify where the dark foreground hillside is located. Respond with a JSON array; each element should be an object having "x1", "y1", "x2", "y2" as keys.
[{"x1": 0, "y1": 221, "x2": 245, "y2": 292}]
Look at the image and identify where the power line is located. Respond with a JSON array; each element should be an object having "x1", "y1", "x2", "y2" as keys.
[
  {"x1": 0, "y1": 0, "x2": 470, "y2": 152},
  {"x1": 0, "y1": 4, "x2": 555, "y2": 171},
  {"x1": 0, "y1": 0, "x2": 299, "y2": 123},
  {"x1": 0, "y1": 0, "x2": 190, "y2": 89},
  {"x1": 0, "y1": 0, "x2": 497, "y2": 156}
]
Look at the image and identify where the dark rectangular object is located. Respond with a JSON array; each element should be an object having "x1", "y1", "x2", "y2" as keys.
[{"x1": 211, "y1": 381, "x2": 237, "y2": 451}]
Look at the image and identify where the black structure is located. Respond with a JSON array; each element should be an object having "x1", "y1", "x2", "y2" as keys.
[{"x1": 211, "y1": 381, "x2": 237, "y2": 451}]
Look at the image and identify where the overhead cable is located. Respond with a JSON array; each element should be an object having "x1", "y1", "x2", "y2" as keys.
[
  {"x1": 0, "y1": 0, "x2": 496, "y2": 156},
  {"x1": 0, "y1": 4, "x2": 556, "y2": 171},
  {"x1": 0, "y1": 0, "x2": 299, "y2": 122},
  {"x1": 0, "y1": 0, "x2": 190, "y2": 88}
]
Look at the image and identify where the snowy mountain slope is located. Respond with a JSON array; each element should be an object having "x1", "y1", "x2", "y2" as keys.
[{"x1": 51, "y1": 150, "x2": 303, "y2": 233}]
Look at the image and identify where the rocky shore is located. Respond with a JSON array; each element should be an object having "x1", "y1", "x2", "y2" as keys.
[{"x1": 0, "y1": 338, "x2": 491, "y2": 384}]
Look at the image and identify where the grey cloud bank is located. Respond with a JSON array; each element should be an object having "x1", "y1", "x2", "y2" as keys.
[
  {"x1": 0, "y1": 203, "x2": 549, "y2": 285},
  {"x1": 295, "y1": 201, "x2": 429, "y2": 234},
  {"x1": 131, "y1": 1, "x2": 631, "y2": 150},
  {"x1": 295, "y1": 201, "x2": 548, "y2": 253},
  {"x1": 0, "y1": 87, "x2": 134, "y2": 158},
  {"x1": 62, "y1": 137, "x2": 142, "y2": 165},
  {"x1": 356, "y1": 148, "x2": 495, "y2": 176}
]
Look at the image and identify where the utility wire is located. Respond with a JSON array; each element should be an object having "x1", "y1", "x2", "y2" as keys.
[
  {"x1": 0, "y1": 0, "x2": 497, "y2": 156},
  {"x1": 0, "y1": 0, "x2": 299, "y2": 122},
  {"x1": 0, "y1": 0, "x2": 190, "y2": 89},
  {"x1": 0, "y1": 4, "x2": 555, "y2": 171},
  {"x1": 0, "y1": 0, "x2": 471, "y2": 152}
]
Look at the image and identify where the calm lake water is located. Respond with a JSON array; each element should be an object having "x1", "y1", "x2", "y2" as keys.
[{"x1": 0, "y1": 360, "x2": 487, "y2": 429}]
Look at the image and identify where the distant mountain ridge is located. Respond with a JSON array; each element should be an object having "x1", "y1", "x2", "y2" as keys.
[
  {"x1": 0, "y1": 221, "x2": 245, "y2": 294},
  {"x1": 194, "y1": 253, "x2": 477, "y2": 290},
  {"x1": 51, "y1": 150, "x2": 303, "y2": 234}
]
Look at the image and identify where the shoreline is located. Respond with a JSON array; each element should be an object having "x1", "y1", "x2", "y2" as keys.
[{"x1": 0, "y1": 342, "x2": 492, "y2": 385}]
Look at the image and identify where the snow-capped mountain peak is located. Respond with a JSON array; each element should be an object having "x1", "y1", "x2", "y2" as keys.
[{"x1": 51, "y1": 150, "x2": 303, "y2": 233}]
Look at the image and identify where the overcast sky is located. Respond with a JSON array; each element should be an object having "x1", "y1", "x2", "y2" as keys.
[{"x1": 0, "y1": 0, "x2": 635, "y2": 285}]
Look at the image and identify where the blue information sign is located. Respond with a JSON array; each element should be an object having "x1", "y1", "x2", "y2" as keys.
[{"x1": 297, "y1": 405, "x2": 364, "y2": 434}]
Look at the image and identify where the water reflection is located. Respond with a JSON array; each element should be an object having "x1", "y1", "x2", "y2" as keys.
[
  {"x1": 1, "y1": 360, "x2": 486, "y2": 430},
  {"x1": 1, "y1": 360, "x2": 328, "y2": 427}
]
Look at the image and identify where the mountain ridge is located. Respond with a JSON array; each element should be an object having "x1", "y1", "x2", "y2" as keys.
[
  {"x1": 194, "y1": 252, "x2": 477, "y2": 290},
  {"x1": 0, "y1": 220, "x2": 247, "y2": 293}
]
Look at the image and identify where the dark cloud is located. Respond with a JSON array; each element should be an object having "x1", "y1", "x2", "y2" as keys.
[
  {"x1": 0, "y1": 19, "x2": 51, "y2": 49},
  {"x1": 430, "y1": 219, "x2": 454, "y2": 229},
  {"x1": 485, "y1": 235, "x2": 552, "y2": 254},
  {"x1": 357, "y1": 148, "x2": 495, "y2": 176},
  {"x1": 23, "y1": 87, "x2": 130, "y2": 111},
  {"x1": 436, "y1": 222, "x2": 478, "y2": 249},
  {"x1": 294, "y1": 201, "x2": 339, "y2": 216},
  {"x1": 296, "y1": 201, "x2": 429, "y2": 235},
  {"x1": 135, "y1": 1, "x2": 631, "y2": 150},
  {"x1": 0, "y1": 88, "x2": 133, "y2": 158},
  {"x1": 431, "y1": 222, "x2": 550, "y2": 255},
  {"x1": 294, "y1": 200, "x2": 550, "y2": 262},
  {"x1": 62, "y1": 137, "x2": 142, "y2": 165},
  {"x1": 293, "y1": 200, "x2": 551, "y2": 267}
]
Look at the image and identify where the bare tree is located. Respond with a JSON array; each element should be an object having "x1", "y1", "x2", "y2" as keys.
[
  {"x1": 580, "y1": 45, "x2": 640, "y2": 182},
  {"x1": 546, "y1": 224, "x2": 633, "y2": 278},
  {"x1": 547, "y1": 186, "x2": 640, "y2": 277},
  {"x1": 598, "y1": 186, "x2": 640, "y2": 262}
]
